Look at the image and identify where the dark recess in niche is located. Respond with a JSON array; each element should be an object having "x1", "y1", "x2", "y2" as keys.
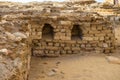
[
  {"x1": 42, "y1": 23, "x2": 54, "y2": 40},
  {"x1": 71, "y1": 24, "x2": 83, "y2": 40}
]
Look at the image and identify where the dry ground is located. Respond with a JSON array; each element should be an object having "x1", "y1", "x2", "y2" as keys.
[{"x1": 28, "y1": 53, "x2": 120, "y2": 80}]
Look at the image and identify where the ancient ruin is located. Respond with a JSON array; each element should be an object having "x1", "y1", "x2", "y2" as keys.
[{"x1": 0, "y1": 0, "x2": 120, "y2": 80}]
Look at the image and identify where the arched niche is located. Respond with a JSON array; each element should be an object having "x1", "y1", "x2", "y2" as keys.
[
  {"x1": 42, "y1": 23, "x2": 54, "y2": 40},
  {"x1": 71, "y1": 24, "x2": 83, "y2": 40}
]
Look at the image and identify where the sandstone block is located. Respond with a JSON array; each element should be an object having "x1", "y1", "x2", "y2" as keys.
[
  {"x1": 60, "y1": 21, "x2": 71, "y2": 25},
  {"x1": 64, "y1": 47, "x2": 71, "y2": 50},
  {"x1": 72, "y1": 47, "x2": 80, "y2": 51}
]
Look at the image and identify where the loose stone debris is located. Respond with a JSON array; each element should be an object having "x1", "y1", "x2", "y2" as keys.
[{"x1": 106, "y1": 56, "x2": 120, "y2": 64}]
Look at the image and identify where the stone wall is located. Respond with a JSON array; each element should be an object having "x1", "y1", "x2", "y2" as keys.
[
  {"x1": 0, "y1": 1, "x2": 118, "y2": 80},
  {"x1": 105, "y1": 0, "x2": 120, "y2": 5},
  {"x1": 31, "y1": 16, "x2": 115, "y2": 57}
]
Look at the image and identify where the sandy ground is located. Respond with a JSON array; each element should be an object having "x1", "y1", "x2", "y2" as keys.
[{"x1": 28, "y1": 54, "x2": 120, "y2": 80}]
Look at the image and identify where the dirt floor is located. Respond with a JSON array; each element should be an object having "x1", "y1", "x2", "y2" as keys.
[{"x1": 28, "y1": 53, "x2": 120, "y2": 80}]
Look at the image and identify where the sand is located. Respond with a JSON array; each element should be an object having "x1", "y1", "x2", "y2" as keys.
[{"x1": 29, "y1": 54, "x2": 120, "y2": 80}]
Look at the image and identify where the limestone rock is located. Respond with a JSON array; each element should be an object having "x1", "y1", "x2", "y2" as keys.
[
  {"x1": 5, "y1": 32, "x2": 16, "y2": 40},
  {"x1": 13, "y1": 32, "x2": 27, "y2": 39},
  {"x1": 47, "y1": 70, "x2": 56, "y2": 77},
  {"x1": 106, "y1": 56, "x2": 120, "y2": 64},
  {"x1": 0, "y1": 49, "x2": 8, "y2": 56}
]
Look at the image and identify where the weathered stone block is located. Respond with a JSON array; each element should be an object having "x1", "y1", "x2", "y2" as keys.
[
  {"x1": 48, "y1": 42, "x2": 53, "y2": 46},
  {"x1": 54, "y1": 43, "x2": 60, "y2": 47},
  {"x1": 72, "y1": 47, "x2": 80, "y2": 51},
  {"x1": 60, "y1": 21, "x2": 71, "y2": 25},
  {"x1": 64, "y1": 47, "x2": 71, "y2": 50},
  {"x1": 83, "y1": 37, "x2": 93, "y2": 41}
]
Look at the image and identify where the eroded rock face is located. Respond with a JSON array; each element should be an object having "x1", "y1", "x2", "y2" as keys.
[
  {"x1": 67, "y1": 0, "x2": 95, "y2": 2},
  {"x1": 105, "y1": 0, "x2": 120, "y2": 5},
  {"x1": 0, "y1": 20, "x2": 31, "y2": 80},
  {"x1": 0, "y1": 1, "x2": 119, "y2": 80}
]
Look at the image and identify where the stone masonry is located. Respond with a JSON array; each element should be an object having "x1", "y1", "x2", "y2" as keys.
[
  {"x1": 31, "y1": 15, "x2": 115, "y2": 57},
  {"x1": 0, "y1": 0, "x2": 119, "y2": 80}
]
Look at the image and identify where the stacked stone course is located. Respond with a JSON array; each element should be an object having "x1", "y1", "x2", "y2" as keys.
[
  {"x1": 31, "y1": 16, "x2": 115, "y2": 57},
  {"x1": 0, "y1": 1, "x2": 119, "y2": 80}
]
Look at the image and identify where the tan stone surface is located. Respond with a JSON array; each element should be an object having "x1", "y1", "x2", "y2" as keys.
[{"x1": 0, "y1": 0, "x2": 120, "y2": 80}]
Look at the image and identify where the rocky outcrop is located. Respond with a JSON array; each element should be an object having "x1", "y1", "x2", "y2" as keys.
[{"x1": 0, "y1": 20, "x2": 31, "y2": 80}]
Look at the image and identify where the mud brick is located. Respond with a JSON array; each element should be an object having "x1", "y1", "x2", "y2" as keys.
[
  {"x1": 99, "y1": 37, "x2": 104, "y2": 41},
  {"x1": 67, "y1": 50, "x2": 72, "y2": 54},
  {"x1": 54, "y1": 43, "x2": 60, "y2": 47},
  {"x1": 32, "y1": 32, "x2": 36, "y2": 35},
  {"x1": 91, "y1": 43, "x2": 97, "y2": 47},
  {"x1": 55, "y1": 50, "x2": 61, "y2": 55},
  {"x1": 66, "y1": 41, "x2": 76, "y2": 44},
  {"x1": 72, "y1": 47, "x2": 80, "y2": 51},
  {"x1": 60, "y1": 21, "x2": 71, "y2": 25},
  {"x1": 64, "y1": 47, "x2": 71, "y2": 50},
  {"x1": 76, "y1": 44, "x2": 80, "y2": 47},
  {"x1": 46, "y1": 47, "x2": 59, "y2": 50},
  {"x1": 98, "y1": 43, "x2": 103, "y2": 47},
  {"x1": 93, "y1": 37, "x2": 99, "y2": 40},
  {"x1": 89, "y1": 30, "x2": 100, "y2": 34},
  {"x1": 66, "y1": 44, "x2": 71, "y2": 47},
  {"x1": 61, "y1": 50, "x2": 66, "y2": 54},
  {"x1": 107, "y1": 33, "x2": 114, "y2": 37},
  {"x1": 81, "y1": 44, "x2": 85, "y2": 48},
  {"x1": 54, "y1": 29, "x2": 59, "y2": 32},
  {"x1": 33, "y1": 50, "x2": 44, "y2": 56},
  {"x1": 61, "y1": 43, "x2": 65, "y2": 47},
  {"x1": 49, "y1": 51, "x2": 54, "y2": 54},
  {"x1": 34, "y1": 46, "x2": 45, "y2": 50},
  {"x1": 102, "y1": 29, "x2": 112, "y2": 33},
  {"x1": 61, "y1": 29, "x2": 66, "y2": 32},
  {"x1": 85, "y1": 48, "x2": 94, "y2": 51},
  {"x1": 104, "y1": 49, "x2": 110, "y2": 53},
  {"x1": 110, "y1": 49, "x2": 116, "y2": 53},
  {"x1": 82, "y1": 30, "x2": 89, "y2": 34},
  {"x1": 46, "y1": 53, "x2": 59, "y2": 57},
  {"x1": 91, "y1": 26, "x2": 96, "y2": 30},
  {"x1": 86, "y1": 44, "x2": 91, "y2": 48},
  {"x1": 102, "y1": 26, "x2": 107, "y2": 30},
  {"x1": 72, "y1": 51, "x2": 79, "y2": 54},
  {"x1": 105, "y1": 37, "x2": 110, "y2": 40},
  {"x1": 95, "y1": 33, "x2": 106, "y2": 37},
  {"x1": 77, "y1": 41, "x2": 83, "y2": 44},
  {"x1": 45, "y1": 50, "x2": 49, "y2": 54},
  {"x1": 72, "y1": 44, "x2": 75, "y2": 47},
  {"x1": 103, "y1": 43, "x2": 108, "y2": 48},
  {"x1": 37, "y1": 43, "x2": 41, "y2": 46},
  {"x1": 83, "y1": 37, "x2": 93, "y2": 41},
  {"x1": 97, "y1": 26, "x2": 103, "y2": 30},
  {"x1": 81, "y1": 40, "x2": 88, "y2": 44},
  {"x1": 41, "y1": 42, "x2": 47, "y2": 46},
  {"x1": 89, "y1": 41, "x2": 99, "y2": 44},
  {"x1": 60, "y1": 36, "x2": 66, "y2": 40},
  {"x1": 54, "y1": 36, "x2": 60, "y2": 40},
  {"x1": 32, "y1": 39, "x2": 39, "y2": 43},
  {"x1": 48, "y1": 42, "x2": 53, "y2": 46},
  {"x1": 66, "y1": 37, "x2": 71, "y2": 40},
  {"x1": 37, "y1": 32, "x2": 42, "y2": 35}
]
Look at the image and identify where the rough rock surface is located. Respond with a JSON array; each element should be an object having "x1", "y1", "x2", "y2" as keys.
[{"x1": 0, "y1": 1, "x2": 120, "y2": 80}]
